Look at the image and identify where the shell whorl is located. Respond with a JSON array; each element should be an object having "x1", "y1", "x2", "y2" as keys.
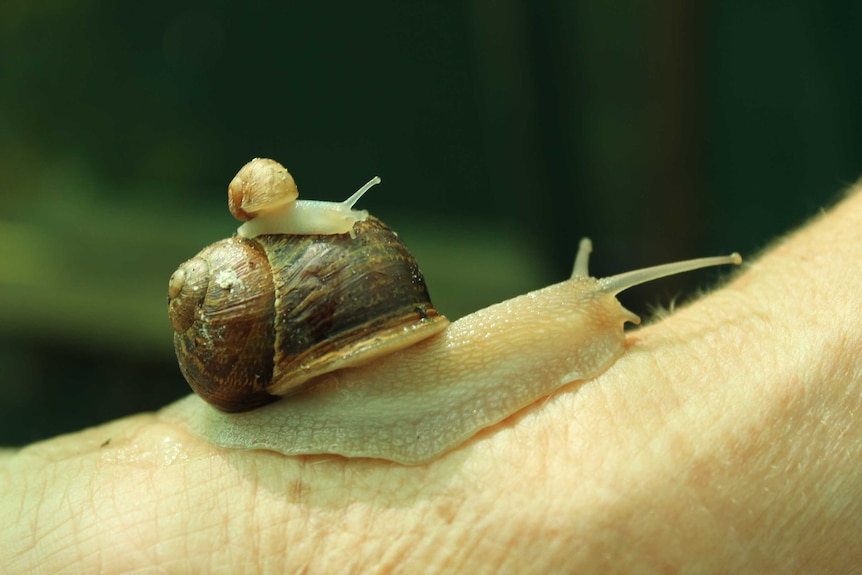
[{"x1": 170, "y1": 238, "x2": 277, "y2": 411}]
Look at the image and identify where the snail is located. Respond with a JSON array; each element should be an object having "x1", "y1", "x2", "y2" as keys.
[
  {"x1": 168, "y1": 158, "x2": 448, "y2": 412},
  {"x1": 164, "y1": 158, "x2": 741, "y2": 464}
]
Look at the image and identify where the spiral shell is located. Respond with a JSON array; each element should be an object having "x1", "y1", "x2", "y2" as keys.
[{"x1": 168, "y1": 217, "x2": 448, "y2": 412}]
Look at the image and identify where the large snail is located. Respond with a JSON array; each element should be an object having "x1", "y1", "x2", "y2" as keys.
[{"x1": 164, "y1": 158, "x2": 741, "y2": 464}]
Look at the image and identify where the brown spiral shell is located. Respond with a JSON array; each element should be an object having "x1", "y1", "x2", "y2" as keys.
[
  {"x1": 227, "y1": 158, "x2": 298, "y2": 221},
  {"x1": 168, "y1": 216, "x2": 448, "y2": 412}
]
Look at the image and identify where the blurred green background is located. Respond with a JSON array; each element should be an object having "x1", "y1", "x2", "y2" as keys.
[{"x1": 2, "y1": 1, "x2": 860, "y2": 445}]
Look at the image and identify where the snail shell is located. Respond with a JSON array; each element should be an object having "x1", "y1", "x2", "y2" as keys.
[
  {"x1": 168, "y1": 216, "x2": 448, "y2": 412},
  {"x1": 227, "y1": 157, "x2": 298, "y2": 221}
]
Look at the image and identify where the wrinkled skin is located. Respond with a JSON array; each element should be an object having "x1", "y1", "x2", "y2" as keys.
[{"x1": 2, "y1": 184, "x2": 861, "y2": 574}]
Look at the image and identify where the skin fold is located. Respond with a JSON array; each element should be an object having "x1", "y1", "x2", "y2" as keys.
[{"x1": 1, "y1": 183, "x2": 861, "y2": 574}]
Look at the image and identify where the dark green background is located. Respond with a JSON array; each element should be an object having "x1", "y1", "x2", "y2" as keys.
[{"x1": 2, "y1": 1, "x2": 860, "y2": 445}]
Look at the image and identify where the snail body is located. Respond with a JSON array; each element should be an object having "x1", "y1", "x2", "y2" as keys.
[{"x1": 166, "y1": 158, "x2": 741, "y2": 464}]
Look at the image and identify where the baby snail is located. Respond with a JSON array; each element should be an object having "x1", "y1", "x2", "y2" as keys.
[{"x1": 165, "y1": 157, "x2": 742, "y2": 465}]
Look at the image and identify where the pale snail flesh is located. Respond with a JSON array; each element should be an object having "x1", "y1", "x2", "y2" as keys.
[{"x1": 164, "y1": 158, "x2": 742, "y2": 465}]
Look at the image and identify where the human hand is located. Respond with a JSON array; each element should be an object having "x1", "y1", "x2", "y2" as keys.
[{"x1": 2, "y1": 184, "x2": 861, "y2": 574}]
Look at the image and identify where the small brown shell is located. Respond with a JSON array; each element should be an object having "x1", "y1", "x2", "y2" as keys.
[
  {"x1": 169, "y1": 216, "x2": 448, "y2": 412},
  {"x1": 228, "y1": 158, "x2": 298, "y2": 221}
]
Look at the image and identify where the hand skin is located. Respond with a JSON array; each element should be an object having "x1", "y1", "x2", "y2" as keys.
[{"x1": 2, "y1": 186, "x2": 861, "y2": 575}]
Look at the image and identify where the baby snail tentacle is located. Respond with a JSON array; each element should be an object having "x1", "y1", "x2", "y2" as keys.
[
  {"x1": 165, "y1": 158, "x2": 742, "y2": 464},
  {"x1": 167, "y1": 158, "x2": 448, "y2": 412}
]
